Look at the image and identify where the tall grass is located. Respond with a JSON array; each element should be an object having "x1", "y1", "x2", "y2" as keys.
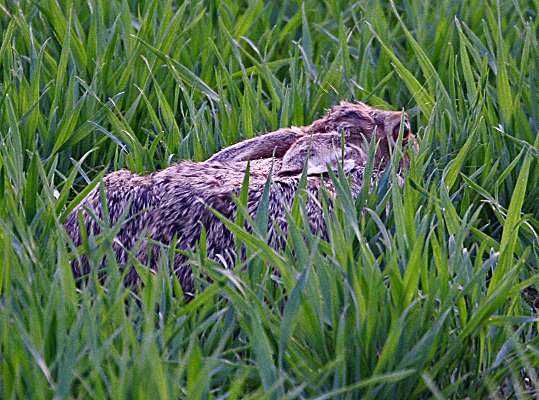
[{"x1": 0, "y1": 0, "x2": 537, "y2": 398}]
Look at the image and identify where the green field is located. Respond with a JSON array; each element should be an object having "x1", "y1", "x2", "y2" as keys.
[{"x1": 0, "y1": 0, "x2": 538, "y2": 398}]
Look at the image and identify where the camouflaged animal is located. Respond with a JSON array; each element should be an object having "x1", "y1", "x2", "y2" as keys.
[{"x1": 65, "y1": 102, "x2": 417, "y2": 296}]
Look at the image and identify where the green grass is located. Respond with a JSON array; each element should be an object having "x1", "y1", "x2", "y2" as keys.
[{"x1": 0, "y1": 0, "x2": 538, "y2": 398}]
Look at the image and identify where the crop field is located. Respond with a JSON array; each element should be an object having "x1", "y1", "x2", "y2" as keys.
[{"x1": 0, "y1": 0, "x2": 538, "y2": 398}]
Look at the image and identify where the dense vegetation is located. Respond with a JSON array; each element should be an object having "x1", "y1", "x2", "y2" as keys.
[{"x1": 0, "y1": 0, "x2": 537, "y2": 398}]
